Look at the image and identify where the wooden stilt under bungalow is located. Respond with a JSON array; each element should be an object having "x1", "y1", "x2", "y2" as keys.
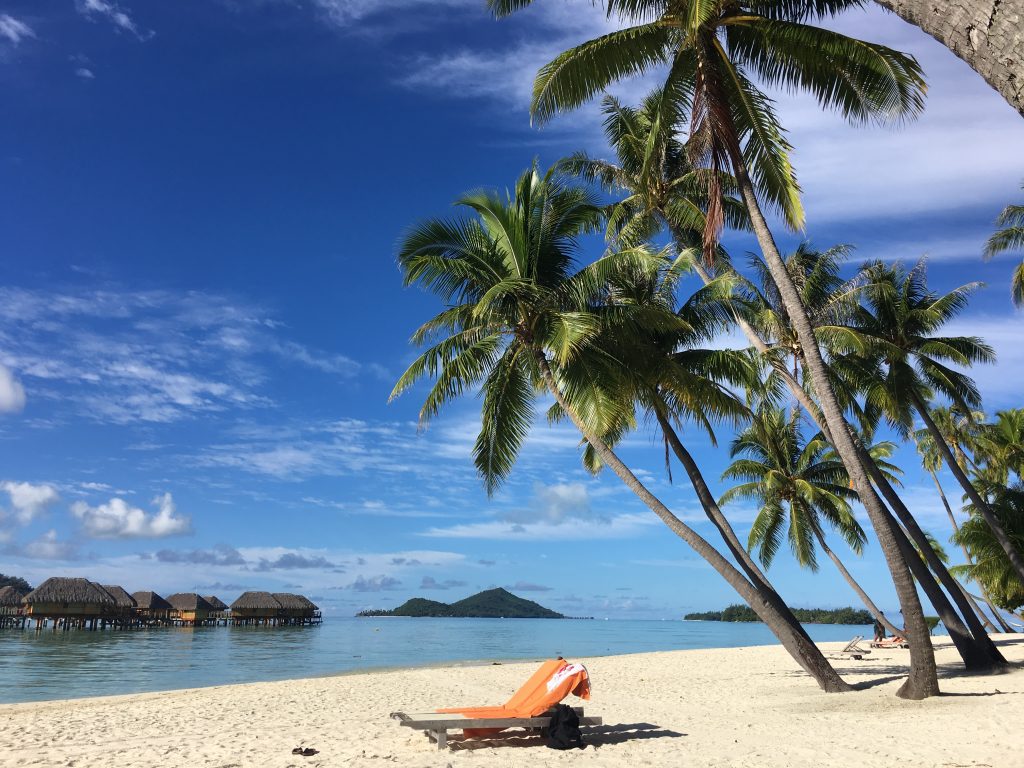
[
  {"x1": 272, "y1": 593, "x2": 322, "y2": 625},
  {"x1": 0, "y1": 585, "x2": 27, "y2": 628},
  {"x1": 131, "y1": 591, "x2": 173, "y2": 625},
  {"x1": 166, "y1": 593, "x2": 215, "y2": 627},
  {"x1": 23, "y1": 577, "x2": 116, "y2": 631},
  {"x1": 230, "y1": 591, "x2": 283, "y2": 625},
  {"x1": 97, "y1": 585, "x2": 138, "y2": 628}
]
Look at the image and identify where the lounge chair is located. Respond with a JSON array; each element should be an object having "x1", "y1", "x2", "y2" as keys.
[
  {"x1": 871, "y1": 635, "x2": 910, "y2": 649},
  {"x1": 828, "y1": 635, "x2": 872, "y2": 660},
  {"x1": 391, "y1": 658, "x2": 602, "y2": 750}
]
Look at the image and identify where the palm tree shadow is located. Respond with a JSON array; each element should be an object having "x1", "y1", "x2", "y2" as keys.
[{"x1": 447, "y1": 723, "x2": 685, "y2": 751}]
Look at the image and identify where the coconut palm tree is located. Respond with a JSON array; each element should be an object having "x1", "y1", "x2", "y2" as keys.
[
  {"x1": 391, "y1": 164, "x2": 850, "y2": 691},
  {"x1": 855, "y1": 260, "x2": 1024, "y2": 585},
  {"x1": 912, "y1": 415, "x2": 1010, "y2": 632},
  {"x1": 953, "y1": 483, "x2": 1024, "y2": 614},
  {"x1": 720, "y1": 407, "x2": 902, "y2": 635},
  {"x1": 983, "y1": 184, "x2": 1024, "y2": 307},
  {"x1": 488, "y1": 0, "x2": 939, "y2": 698},
  {"x1": 975, "y1": 409, "x2": 1024, "y2": 486}
]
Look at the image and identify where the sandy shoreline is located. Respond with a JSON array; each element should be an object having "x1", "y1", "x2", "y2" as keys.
[{"x1": 2, "y1": 635, "x2": 1020, "y2": 767}]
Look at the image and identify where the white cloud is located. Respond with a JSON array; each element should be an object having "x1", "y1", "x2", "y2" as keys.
[
  {"x1": 71, "y1": 492, "x2": 191, "y2": 539},
  {"x1": 0, "y1": 481, "x2": 59, "y2": 525},
  {"x1": 943, "y1": 315, "x2": 1024, "y2": 408},
  {"x1": 75, "y1": 67, "x2": 96, "y2": 79},
  {"x1": 0, "y1": 365, "x2": 25, "y2": 413},
  {"x1": 0, "y1": 14, "x2": 34, "y2": 45},
  {"x1": 506, "y1": 481, "x2": 597, "y2": 524},
  {"x1": 76, "y1": 0, "x2": 153, "y2": 41},
  {"x1": 23, "y1": 529, "x2": 76, "y2": 560}
]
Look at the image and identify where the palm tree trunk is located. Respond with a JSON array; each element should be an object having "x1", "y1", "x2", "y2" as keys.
[
  {"x1": 931, "y1": 469, "x2": 1015, "y2": 633},
  {"x1": 653, "y1": 409, "x2": 816, "y2": 644},
  {"x1": 813, "y1": 528, "x2": 902, "y2": 636},
  {"x1": 681, "y1": 234, "x2": 998, "y2": 670},
  {"x1": 534, "y1": 351, "x2": 852, "y2": 692},
  {"x1": 729, "y1": 156, "x2": 939, "y2": 699},
  {"x1": 872, "y1": 0, "x2": 1024, "y2": 117},
  {"x1": 911, "y1": 390, "x2": 1024, "y2": 584},
  {"x1": 856, "y1": 437, "x2": 1006, "y2": 668}
]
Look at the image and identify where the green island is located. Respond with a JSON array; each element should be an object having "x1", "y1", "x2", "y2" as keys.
[
  {"x1": 685, "y1": 605, "x2": 874, "y2": 625},
  {"x1": 356, "y1": 587, "x2": 564, "y2": 619}
]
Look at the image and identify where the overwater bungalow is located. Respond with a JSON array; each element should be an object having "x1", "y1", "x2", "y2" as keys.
[
  {"x1": 132, "y1": 591, "x2": 173, "y2": 624},
  {"x1": 166, "y1": 593, "x2": 215, "y2": 626},
  {"x1": 23, "y1": 577, "x2": 115, "y2": 630},
  {"x1": 98, "y1": 585, "x2": 137, "y2": 626},
  {"x1": 272, "y1": 593, "x2": 321, "y2": 625},
  {"x1": 204, "y1": 595, "x2": 230, "y2": 624},
  {"x1": 0, "y1": 586, "x2": 27, "y2": 627},
  {"x1": 230, "y1": 591, "x2": 282, "y2": 625}
]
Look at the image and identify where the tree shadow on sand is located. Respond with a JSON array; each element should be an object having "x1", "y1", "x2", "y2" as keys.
[{"x1": 447, "y1": 722, "x2": 685, "y2": 751}]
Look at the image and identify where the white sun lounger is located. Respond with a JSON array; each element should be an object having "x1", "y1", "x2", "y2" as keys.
[
  {"x1": 390, "y1": 707, "x2": 602, "y2": 750},
  {"x1": 828, "y1": 635, "x2": 872, "y2": 660}
]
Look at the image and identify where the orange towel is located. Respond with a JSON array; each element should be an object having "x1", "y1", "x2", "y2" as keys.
[{"x1": 438, "y1": 659, "x2": 591, "y2": 738}]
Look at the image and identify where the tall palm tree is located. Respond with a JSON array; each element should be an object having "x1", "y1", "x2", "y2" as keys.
[
  {"x1": 392, "y1": 165, "x2": 850, "y2": 691},
  {"x1": 488, "y1": 0, "x2": 939, "y2": 698},
  {"x1": 983, "y1": 184, "x2": 1024, "y2": 307},
  {"x1": 856, "y1": 260, "x2": 1024, "y2": 584},
  {"x1": 720, "y1": 408, "x2": 902, "y2": 635},
  {"x1": 912, "y1": 415, "x2": 1010, "y2": 632}
]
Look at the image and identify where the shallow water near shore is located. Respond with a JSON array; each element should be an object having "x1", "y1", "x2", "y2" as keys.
[{"x1": 0, "y1": 617, "x2": 873, "y2": 704}]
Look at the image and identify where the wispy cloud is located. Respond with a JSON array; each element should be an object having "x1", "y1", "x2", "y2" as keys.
[
  {"x1": 155, "y1": 544, "x2": 245, "y2": 566},
  {"x1": 0, "y1": 286, "x2": 377, "y2": 425},
  {"x1": 420, "y1": 575, "x2": 466, "y2": 590},
  {"x1": 22, "y1": 529, "x2": 77, "y2": 560},
  {"x1": 71, "y1": 493, "x2": 191, "y2": 539},
  {"x1": 421, "y1": 511, "x2": 658, "y2": 541},
  {"x1": 76, "y1": 0, "x2": 153, "y2": 41},
  {"x1": 346, "y1": 574, "x2": 402, "y2": 592},
  {"x1": 0, "y1": 14, "x2": 34, "y2": 46}
]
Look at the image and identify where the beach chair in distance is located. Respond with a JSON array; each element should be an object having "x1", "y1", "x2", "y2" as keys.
[
  {"x1": 390, "y1": 658, "x2": 602, "y2": 750},
  {"x1": 826, "y1": 635, "x2": 871, "y2": 661},
  {"x1": 871, "y1": 635, "x2": 910, "y2": 649}
]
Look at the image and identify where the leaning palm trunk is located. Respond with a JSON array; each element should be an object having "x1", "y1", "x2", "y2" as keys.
[
  {"x1": 872, "y1": 0, "x2": 1024, "y2": 117},
  {"x1": 729, "y1": 157, "x2": 939, "y2": 699},
  {"x1": 535, "y1": 352, "x2": 852, "y2": 693},
  {"x1": 931, "y1": 469, "x2": 1015, "y2": 633},
  {"x1": 912, "y1": 391, "x2": 1024, "y2": 585},
  {"x1": 654, "y1": 410, "x2": 816, "y2": 645},
  {"x1": 813, "y1": 529, "x2": 902, "y2": 636},
  {"x1": 683, "y1": 233, "x2": 998, "y2": 669}
]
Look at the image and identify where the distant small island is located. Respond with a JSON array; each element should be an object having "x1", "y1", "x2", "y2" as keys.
[
  {"x1": 356, "y1": 587, "x2": 564, "y2": 619},
  {"x1": 685, "y1": 604, "x2": 874, "y2": 625}
]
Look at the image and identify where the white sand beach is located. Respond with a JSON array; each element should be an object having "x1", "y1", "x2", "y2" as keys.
[{"x1": 1, "y1": 636, "x2": 1020, "y2": 768}]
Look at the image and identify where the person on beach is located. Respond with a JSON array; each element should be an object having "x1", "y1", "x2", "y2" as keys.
[{"x1": 873, "y1": 615, "x2": 886, "y2": 642}]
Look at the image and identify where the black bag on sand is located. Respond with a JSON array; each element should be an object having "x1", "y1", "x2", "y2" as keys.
[{"x1": 543, "y1": 703, "x2": 584, "y2": 750}]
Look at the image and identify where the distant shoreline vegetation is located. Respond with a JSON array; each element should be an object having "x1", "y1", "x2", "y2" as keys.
[
  {"x1": 356, "y1": 588, "x2": 565, "y2": 619},
  {"x1": 685, "y1": 605, "x2": 874, "y2": 625}
]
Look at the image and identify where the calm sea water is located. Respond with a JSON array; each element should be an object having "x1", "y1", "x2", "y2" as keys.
[{"x1": 0, "y1": 618, "x2": 871, "y2": 704}]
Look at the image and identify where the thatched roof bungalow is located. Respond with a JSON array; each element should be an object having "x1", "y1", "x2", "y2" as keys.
[
  {"x1": 230, "y1": 591, "x2": 282, "y2": 620},
  {"x1": 272, "y1": 593, "x2": 318, "y2": 619},
  {"x1": 203, "y1": 595, "x2": 228, "y2": 611},
  {"x1": 132, "y1": 591, "x2": 172, "y2": 619},
  {"x1": 99, "y1": 585, "x2": 137, "y2": 616},
  {"x1": 24, "y1": 577, "x2": 115, "y2": 617},
  {"x1": 0, "y1": 585, "x2": 26, "y2": 615},
  {"x1": 166, "y1": 593, "x2": 215, "y2": 624}
]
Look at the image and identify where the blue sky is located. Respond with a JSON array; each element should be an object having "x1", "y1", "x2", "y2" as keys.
[{"x1": 0, "y1": 1, "x2": 1022, "y2": 620}]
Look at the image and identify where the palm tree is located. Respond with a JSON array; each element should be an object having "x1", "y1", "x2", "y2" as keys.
[
  {"x1": 856, "y1": 260, "x2": 1024, "y2": 585},
  {"x1": 975, "y1": 409, "x2": 1024, "y2": 486},
  {"x1": 488, "y1": 0, "x2": 938, "y2": 698},
  {"x1": 983, "y1": 184, "x2": 1024, "y2": 307},
  {"x1": 391, "y1": 165, "x2": 850, "y2": 691},
  {"x1": 720, "y1": 407, "x2": 902, "y2": 635},
  {"x1": 912, "y1": 414, "x2": 1010, "y2": 632},
  {"x1": 953, "y1": 483, "x2": 1024, "y2": 614}
]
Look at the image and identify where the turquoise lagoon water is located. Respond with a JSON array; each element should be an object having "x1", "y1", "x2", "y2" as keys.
[{"x1": 0, "y1": 618, "x2": 871, "y2": 704}]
